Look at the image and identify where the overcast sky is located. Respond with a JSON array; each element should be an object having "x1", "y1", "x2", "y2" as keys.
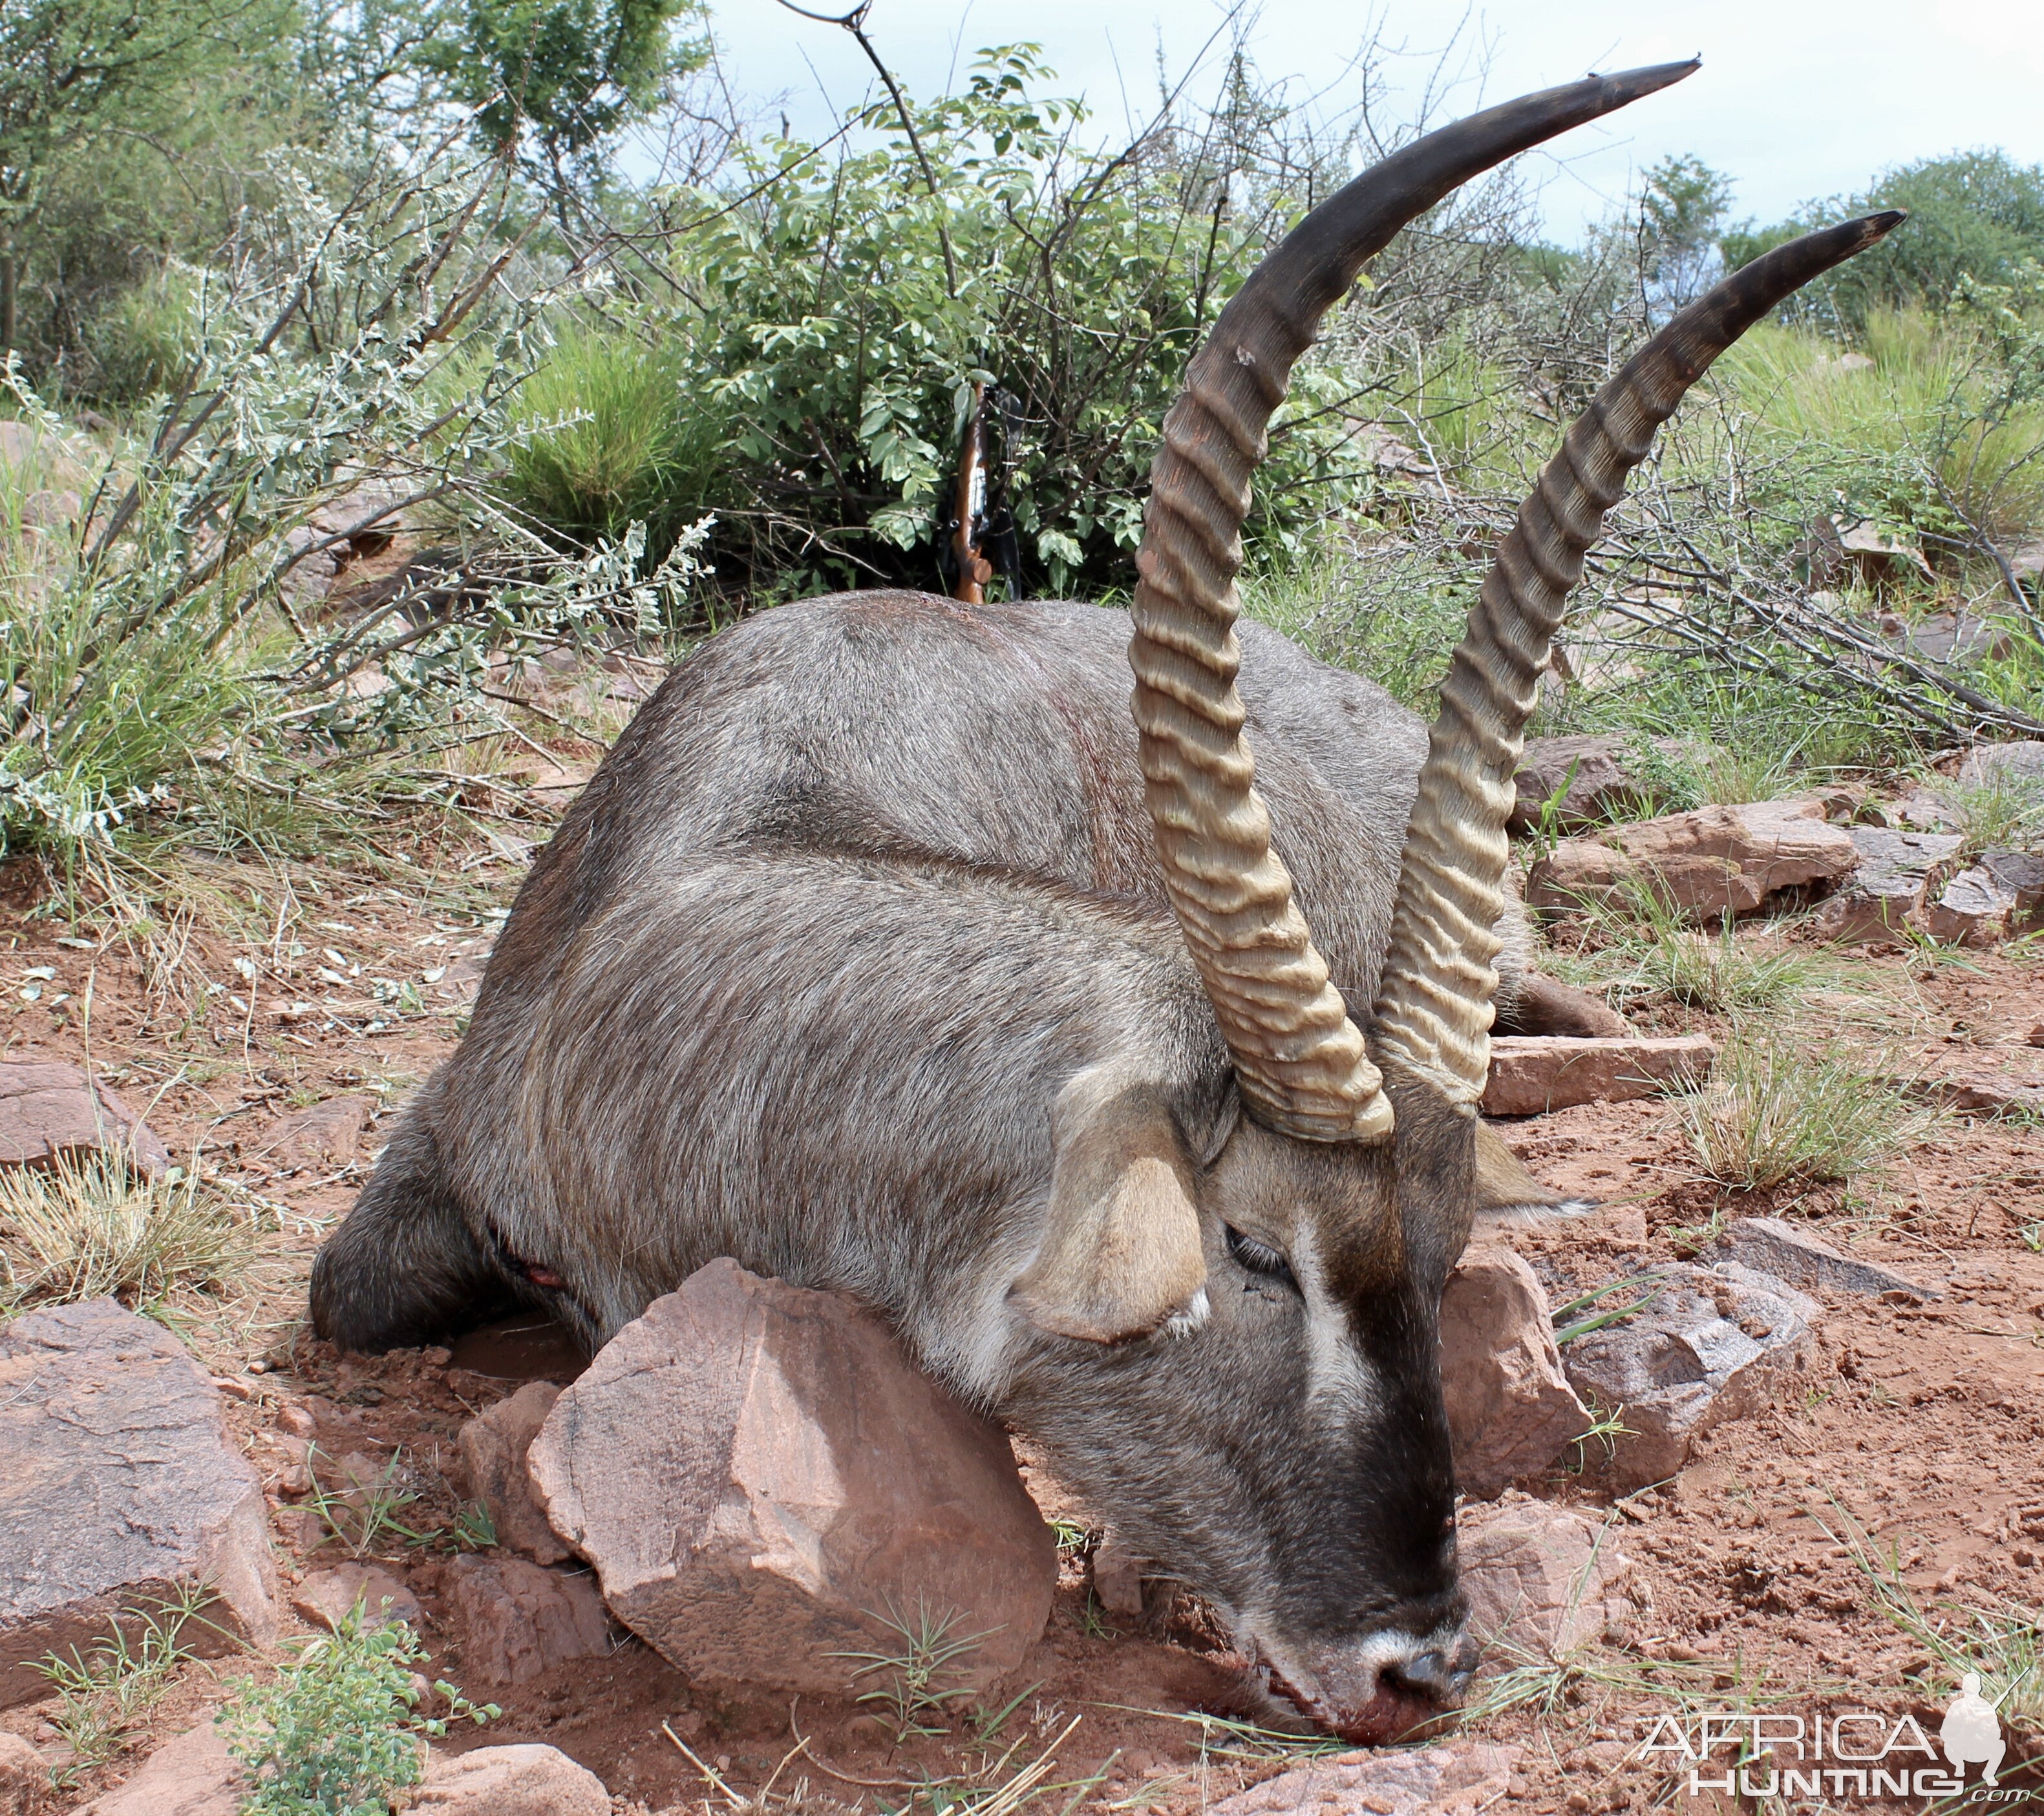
[{"x1": 703, "y1": 0, "x2": 2044, "y2": 240}]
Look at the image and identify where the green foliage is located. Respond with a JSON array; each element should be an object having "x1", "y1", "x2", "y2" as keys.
[
  {"x1": 1542, "y1": 878, "x2": 1818, "y2": 1018},
  {"x1": 222, "y1": 1612, "x2": 496, "y2": 1816},
  {"x1": 827, "y1": 1597, "x2": 996, "y2": 1740},
  {"x1": 35, "y1": 1593, "x2": 206, "y2": 1779},
  {"x1": 0, "y1": 142, "x2": 705, "y2": 867},
  {"x1": 1639, "y1": 153, "x2": 1735, "y2": 305},
  {"x1": 1724, "y1": 150, "x2": 2044, "y2": 326},
  {"x1": 500, "y1": 319, "x2": 719, "y2": 556},
  {"x1": 418, "y1": 0, "x2": 708, "y2": 183},
  {"x1": 0, "y1": 0, "x2": 306, "y2": 374},
  {"x1": 660, "y1": 46, "x2": 1369, "y2": 597}
]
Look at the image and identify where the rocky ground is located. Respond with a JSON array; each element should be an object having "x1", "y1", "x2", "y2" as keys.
[{"x1": 0, "y1": 714, "x2": 2040, "y2": 1815}]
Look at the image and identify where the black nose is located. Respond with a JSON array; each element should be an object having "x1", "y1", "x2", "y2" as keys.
[{"x1": 1383, "y1": 1646, "x2": 1473, "y2": 1707}]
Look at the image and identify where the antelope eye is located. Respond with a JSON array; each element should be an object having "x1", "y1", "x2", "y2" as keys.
[{"x1": 1225, "y1": 1225, "x2": 1299, "y2": 1291}]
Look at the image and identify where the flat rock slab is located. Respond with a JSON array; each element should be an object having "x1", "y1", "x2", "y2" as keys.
[
  {"x1": 457, "y1": 1381, "x2": 568, "y2": 1563},
  {"x1": 78, "y1": 1722, "x2": 242, "y2": 1816},
  {"x1": 1560, "y1": 1263, "x2": 1820, "y2": 1494},
  {"x1": 1707, "y1": 1218, "x2": 1935, "y2": 1300},
  {"x1": 446, "y1": 1555, "x2": 612, "y2": 1686},
  {"x1": 410, "y1": 1743, "x2": 609, "y2": 1816},
  {"x1": 1459, "y1": 1501, "x2": 1633, "y2": 1658},
  {"x1": 1210, "y1": 1742, "x2": 1521, "y2": 1814},
  {"x1": 0, "y1": 1300, "x2": 277, "y2": 1707},
  {"x1": 1528, "y1": 799, "x2": 1857, "y2": 920},
  {"x1": 290, "y1": 1563, "x2": 421, "y2": 1632},
  {"x1": 528, "y1": 1258, "x2": 1058, "y2": 1696},
  {"x1": 1812, "y1": 828, "x2": 1963, "y2": 946},
  {"x1": 1440, "y1": 1245, "x2": 1590, "y2": 1499},
  {"x1": 1913, "y1": 1072, "x2": 2044, "y2": 1118},
  {"x1": 0, "y1": 1061, "x2": 169, "y2": 1176},
  {"x1": 1482, "y1": 1036, "x2": 1716, "y2": 1117}
]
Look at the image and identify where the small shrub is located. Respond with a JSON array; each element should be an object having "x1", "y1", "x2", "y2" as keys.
[
  {"x1": 501, "y1": 322, "x2": 722, "y2": 560},
  {"x1": 0, "y1": 1150, "x2": 252, "y2": 1314},
  {"x1": 1666, "y1": 1029, "x2": 1938, "y2": 1192},
  {"x1": 222, "y1": 1612, "x2": 495, "y2": 1816}
]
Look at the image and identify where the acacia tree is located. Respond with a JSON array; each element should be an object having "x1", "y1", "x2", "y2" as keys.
[{"x1": 416, "y1": 0, "x2": 709, "y2": 212}]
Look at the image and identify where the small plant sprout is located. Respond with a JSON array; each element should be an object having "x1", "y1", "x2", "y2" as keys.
[
  {"x1": 1568, "y1": 1397, "x2": 1635, "y2": 1474},
  {"x1": 222, "y1": 1609, "x2": 496, "y2": 1816},
  {"x1": 301, "y1": 1445, "x2": 432, "y2": 1558},
  {"x1": 34, "y1": 1586, "x2": 214, "y2": 1780},
  {"x1": 448, "y1": 1499, "x2": 498, "y2": 1551},
  {"x1": 828, "y1": 1597, "x2": 999, "y2": 1740}
]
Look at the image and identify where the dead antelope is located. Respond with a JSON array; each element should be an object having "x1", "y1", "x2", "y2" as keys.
[{"x1": 313, "y1": 61, "x2": 1898, "y2": 1742}]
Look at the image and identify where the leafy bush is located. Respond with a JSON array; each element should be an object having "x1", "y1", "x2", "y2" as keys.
[
  {"x1": 647, "y1": 46, "x2": 1376, "y2": 598},
  {"x1": 222, "y1": 1612, "x2": 495, "y2": 1816}
]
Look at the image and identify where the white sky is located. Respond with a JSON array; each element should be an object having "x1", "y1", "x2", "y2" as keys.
[{"x1": 703, "y1": 0, "x2": 2044, "y2": 240}]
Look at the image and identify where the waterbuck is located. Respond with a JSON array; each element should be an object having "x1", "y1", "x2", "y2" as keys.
[{"x1": 312, "y1": 63, "x2": 1898, "y2": 1743}]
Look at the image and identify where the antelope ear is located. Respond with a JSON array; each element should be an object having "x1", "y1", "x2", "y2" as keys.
[
  {"x1": 1468, "y1": 1121, "x2": 1597, "y2": 1233},
  {"x1": 1008, "y1": 1061, "x2": 1209, "y2": 1343}
]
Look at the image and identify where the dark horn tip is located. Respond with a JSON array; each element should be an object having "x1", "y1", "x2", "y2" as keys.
[{"x1": 1592, "y1": 58, "x2": 1702, "y2": 101}]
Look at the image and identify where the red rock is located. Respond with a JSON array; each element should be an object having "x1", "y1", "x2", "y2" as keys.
[
  {"x1": 1482, "y1": 1035, "x2": 1716, "y2": 1117},
  {"x1": 446, "y1": 1555, "x2": 610, "y2": 1686},
  {"x1": 456, "y1": 1382, "x2": 568, "y2": 1564},
  {"x1": 257, "y1": 1097, "x2": 369, "y2": 1170},
  {"x1": 1528, "y1": 799, "x2": 1857, "y2": 920},
  {"x1": 1507, "y1": 733, "x2": 1706, "y2": 834},
  {"x1": 1, "y1": 1300, "x2": 277, "y2": 1707},
  {"x1": 1210, "y1": 1742, "x2": 1521, "y2": 1813},
  {"x1": 410, "y1": 1743, "x2": 609, "y2": 1815},
  {"x1": 78, "y1": 1722, "x2": 241, "y2": 1816},
  {"x1": 1440, "y1": 1245, "x2": 1591, "y2": 1499},
  {"x1": 1705, "y1": 1218, "x2": 1934, "y2": 1300},
  {"x1": 527, "y1": 1259, "x2": 1058, "y2": 1696},
  {"x1": 290, "y1": 1563, "x2": 420, "y2": 1632},
  {"x1": 1458, "y1": 1501, "x2": 1634, "y2": 1659},
  {"x1": 1811, "y1": 827, "x2": 1962, "y2": 946},
  {"x1": 0, "y1": 1061, "x2": 169, "y2": 1176},
  {"x1": 1915, "y1": 1073, "x2": 2044, "y2": 1117},
  {"x1": 0, "y1": 1731, "x2": 48, "y2": 1816}
]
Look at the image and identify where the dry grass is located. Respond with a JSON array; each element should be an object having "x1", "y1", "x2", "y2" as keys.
[
  {"x1": 1665, "y1": 1028, "x2": 1941, "y2": 1192},
  {"x1": 0, "y1": 1149, "x2": 255, "y2": 1314}
]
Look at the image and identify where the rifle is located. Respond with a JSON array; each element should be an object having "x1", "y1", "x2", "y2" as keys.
[{"x1": 938, "y1": 381, "x2": 1022, "y2": 602}]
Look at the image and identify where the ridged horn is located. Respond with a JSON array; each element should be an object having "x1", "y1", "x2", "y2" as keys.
[
  {"x1": 1372, "y1": 211, "x2": 1909, "y2": 1105},
  {"x1": 1129, "y1": 60, "x2": 1700, "y2": 1144}
]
